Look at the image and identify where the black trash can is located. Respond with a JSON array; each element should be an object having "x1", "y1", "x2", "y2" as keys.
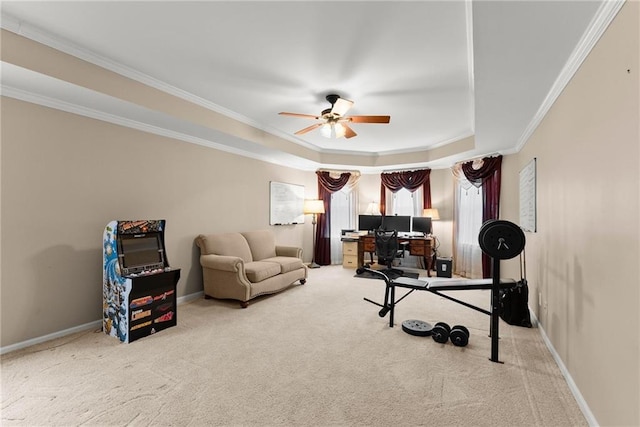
[{"x1": 436, "y1": 258, "x2": 453, "y2": 278}]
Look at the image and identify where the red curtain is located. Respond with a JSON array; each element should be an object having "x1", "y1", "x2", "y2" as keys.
[
  {"x1": 461, "y1": 155, "x2": 502, "y2": 278},
  {"x1": 315, "y1": 171, "x2": 351, "y2": 265},
  {"x1": 379, "y1": 169, "x2": 432, "y2": 215}
]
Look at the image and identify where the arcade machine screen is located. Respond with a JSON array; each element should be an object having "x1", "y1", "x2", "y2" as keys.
[{"x1": 118, "y1": 233, "x2": 165, "y2": 275}]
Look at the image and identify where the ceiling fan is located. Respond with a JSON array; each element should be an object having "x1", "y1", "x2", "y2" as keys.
[{"x1": 279, "y1": 94, "x2": 391, "y2": 139}]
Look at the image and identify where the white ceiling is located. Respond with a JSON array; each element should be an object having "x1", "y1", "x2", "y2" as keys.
[{"x1": 0, "y1": 1, "x2": 619, "y2": 171}]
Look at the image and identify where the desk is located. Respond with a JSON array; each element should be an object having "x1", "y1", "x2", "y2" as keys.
[{"x1": 357, "y1": 234, "x2": 434, "y2": 277}]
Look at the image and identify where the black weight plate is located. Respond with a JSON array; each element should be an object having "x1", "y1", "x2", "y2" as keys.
[
  {"x1": 402, "y1": 319, "x2": 433, "y2": 337},
  {"x1": 452, "y1": 325, "x2": 469, "y2": 337},
  {"x1": 450, "y1": 325, "x2": 470, "y2": 347},
  {"x1": 434, "y1": 322, "x2": 451, "y2": 333},
  {"x1": 478, "y1": 220, "x2": 526, "y2": 260},
  {"x1": 450, "y1": 328, "x2": 469, "y2": 347},
  {"x1": 431, "y1": 323, "x2": 450, "y2": 343}
]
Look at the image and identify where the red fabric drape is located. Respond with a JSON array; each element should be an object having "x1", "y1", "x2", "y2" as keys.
[
  {"x1": 461, "y1": 155, "x2": 502, "y2": 278},
  {"x1": 315, "y1": 171, "x2": 351, "y2": 265},
  {"x1": 380, "y1": 169, "x2": 432, "y2": 215},
  {"x1": 423, "y1": 181, "x2": 432, "y2": 211}
]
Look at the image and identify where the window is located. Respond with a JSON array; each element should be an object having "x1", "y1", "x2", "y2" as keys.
[
  {"x1": 386, "y1": 187, "x2": 423, "y2": 217},
  {"x1": 330, "y1": 188, "x2": 357, "y2": 264},
  {"x1": 454, "y1": 182, "x2": 483, "y2": 278}
]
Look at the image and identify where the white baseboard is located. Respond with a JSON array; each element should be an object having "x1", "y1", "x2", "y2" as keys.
[
  {"x1": 177, "y1": 291, "x2": 203, "y2": 304},
  {"x1": 0, "y1": 319, "x2": 103, "y2": 355},
  {"x1": 529, "y1": 309, "x2": 599, "y2": 427},
  {"x1": 0, "y1": 291, "x2": 204, "y2": 355}
]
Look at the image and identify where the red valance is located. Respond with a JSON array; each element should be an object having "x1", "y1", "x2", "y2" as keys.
[
  {"x1": 379, "y1": 169, "x2": 431, "y2": 216},
  {"x1": 380, "y1": 169, "x2": 430, "y2": 193},
  {"x1": 461, "y1": 156, "x2": 502, "y2": 188},
  {"x1": 316, "y1": 171, "x2": 351, "y2": 193}
]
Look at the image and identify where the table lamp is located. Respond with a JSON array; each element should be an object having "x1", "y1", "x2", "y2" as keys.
[
  {"x1": 423, "y1": 208, "x2": 440, "y2": 220},
  {"x1": 304, "y1": 199, "x2": 325, "y2": 268},
  {"x1": 365, "y1": 201, "x2": 380, "y2": 215}
]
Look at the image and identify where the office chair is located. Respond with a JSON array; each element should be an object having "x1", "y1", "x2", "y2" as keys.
[{"x1": 374, "y1": 229, "x2": 405, "y2": 278}]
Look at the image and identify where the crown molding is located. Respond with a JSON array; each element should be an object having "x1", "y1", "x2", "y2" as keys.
[
  {"x1": 0, "y1": 12, "x2": 321, "y2": 152},
  {"x1": 515, "y1": 0, "x2": 626, "y2": 152},
  {"x1": 0, "y1": 13, "x2": 242, "y2": 121},
  {"x1": 0, "y1": 84, "x2": 290, "y2": 167},
  {"x1": 3, "y1": 80, "x2": 465, "y2": 173}
]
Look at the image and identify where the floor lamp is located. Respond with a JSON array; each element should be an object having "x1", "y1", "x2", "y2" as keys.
[{"x1": 304, "y1": 199, "x2": 325, "y2": 268}]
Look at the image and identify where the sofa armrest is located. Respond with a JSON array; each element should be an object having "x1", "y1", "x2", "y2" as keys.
[
  {"x1": 200, "y1": 254, "x2": 244, "y2": 272},
  {"x1": 276, "y1": 245, "x2": 302, "y2": 259}
]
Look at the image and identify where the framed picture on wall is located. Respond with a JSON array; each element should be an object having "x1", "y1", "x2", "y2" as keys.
[{"x1": 519, "y1": 158, "x2": 536, "y2": 232}]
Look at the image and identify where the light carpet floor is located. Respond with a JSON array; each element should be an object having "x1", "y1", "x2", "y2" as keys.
[{"x1": 1, "y1": 265, "x2": 587, "y2": 426}]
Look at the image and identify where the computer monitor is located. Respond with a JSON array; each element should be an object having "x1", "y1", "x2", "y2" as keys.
[
  {"x1": 382, "y1": 215, "x2": 411, "y2": 232},
  {"x1": 412, "y1": 216, "x2": 432, "y2": 235},
  {"x1": 358, "y1": 215, "x2": 383, "y2": 232}
]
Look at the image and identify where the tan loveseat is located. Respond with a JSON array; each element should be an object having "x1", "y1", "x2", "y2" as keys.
[{"x1": 195, "y1": 230, "x2": 307, "y2": 307}]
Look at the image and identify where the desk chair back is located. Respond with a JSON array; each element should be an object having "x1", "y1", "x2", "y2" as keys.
[{"x1": 375, "y1": 229, "x2": 400, "y2": 268}]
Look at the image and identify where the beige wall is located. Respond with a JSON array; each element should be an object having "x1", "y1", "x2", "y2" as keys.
[
  {"x1": 500, "y1": 2, "x2": 639, "y2": 425},
  {"x1": 0, "y1": 98, "x2": 318, "y2": 347}
]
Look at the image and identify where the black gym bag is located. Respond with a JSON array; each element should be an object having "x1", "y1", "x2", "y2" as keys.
[{"x1": 499, "y1": 251, "x2": 532, "y2": 328}]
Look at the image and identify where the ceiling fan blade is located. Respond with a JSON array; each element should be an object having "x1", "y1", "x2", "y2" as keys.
[
  {"x1": 348, "y1": 115, "x2": 391, "y2": 124},
  {"x1": 343, "y1": 124, "x2": 357, "y2": 139},
  {"x1": 331, "y1": 98, "x2": 354, "y2": 116},
  {"x1": 294, "y1": 123, "x2": 323, "y2": 135},
  {"x1": 279, "y1": 112, "x2": 320, "y2": 119}
]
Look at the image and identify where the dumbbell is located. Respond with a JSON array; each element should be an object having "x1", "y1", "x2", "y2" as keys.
[
  {"x1": 431, "y1": 322, "x2": 450, "y2": 344},
  {"x1": 450, "y1": 325, "x2": 470, "y2": 347}
]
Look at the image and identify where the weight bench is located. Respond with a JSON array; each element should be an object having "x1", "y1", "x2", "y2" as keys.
[
  {"x1": 362, "y1": 269, "x2": 517, "y2": 363},
  {"x1": 363, "y1": 219, "x2": 528, "y2": 363}
]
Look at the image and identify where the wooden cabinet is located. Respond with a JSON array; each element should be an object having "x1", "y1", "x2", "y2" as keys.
[
  {"x1": 342, "y1": 240, "x2": 359, "y2": 268},
  {"x1": 362, "y1": 237, "x2": 376, "y2": 253}
]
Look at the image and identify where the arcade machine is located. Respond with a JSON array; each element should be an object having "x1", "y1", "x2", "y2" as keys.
[{"x1": 103, "y1": 220, "x2": 181, "y2": 343}]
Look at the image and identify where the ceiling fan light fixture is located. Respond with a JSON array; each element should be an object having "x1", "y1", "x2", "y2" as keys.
[
  {"x1": 320, "y1": 122, "x2": 346, "y2": 139},
  {"x1": 279, "y1": 94, "x2": 390, "y2": 139},
  {"x1": 320, "y1": 123, "x2": 333, "y2": 138}
]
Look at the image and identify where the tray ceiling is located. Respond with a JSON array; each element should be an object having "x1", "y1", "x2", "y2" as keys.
[{"x1": 0, "y1": 1, "x2": 619, "y2": 171}]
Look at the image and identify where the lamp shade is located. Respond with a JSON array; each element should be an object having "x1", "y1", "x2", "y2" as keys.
[
  {"x1": 365, "y1": 201, "x2": 380, "y2": 215},
  {"x1": 320, "y1": 124, "x2": 332, "y2": 138},
  {"x1": 423, "y1": 208, "x2": 440, "y2": 220},
  {"x1": 304, "y1": 199, "x2": 325, "y2": 214}
]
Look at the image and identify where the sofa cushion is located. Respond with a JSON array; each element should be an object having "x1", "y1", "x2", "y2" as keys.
[
  {"x1": 241, "y1": 230, "x2": 277, "y2": 261},
  {"x1": 197, "y1": 233, "x2": 253, "y2": 262},
  {"x1": 262, "y1": 256, "x2": 304, "y2": 274},
  {"x1": 244, "y1": 261, "x2": 282, "y2": 283}
]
